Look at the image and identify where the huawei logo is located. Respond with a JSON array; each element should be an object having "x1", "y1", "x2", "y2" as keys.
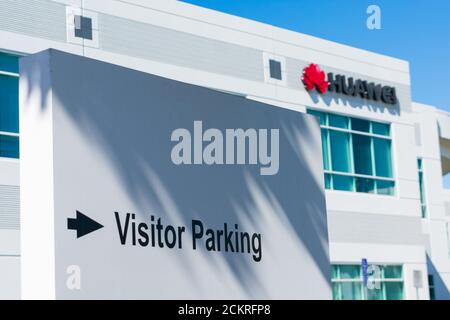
[
  {"x1": 301, "y1": 63, "x2": 398, "y2": 105},
  {"x1": 302, "y1": 63, "x2": 329, "y2": 94}
]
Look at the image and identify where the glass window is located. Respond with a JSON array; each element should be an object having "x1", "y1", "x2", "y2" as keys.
[
  {"x1": 321, "y1": 129, "x2": 330, "y2": 170},
  {"x1": 332, "y1": 264, "x2": 403, "y2": 300},
  {"x1": 338, "y1": 282, "x2": 363, "y2": 300},
  {"x1": 429, "y1": 287, "x2": 435, "y2": 300},
  {"x1": 383, "y1": 265, "x2": 402, "y2": 279},
  {"x1": 331, "y1": 265, "x2": 340, "y2": 279},
  {"x1": 372, "y1": 122, "x2": 390, "y2": 136},
  {"x1": 338, "y1": 265, "x2": 360, "y2": 279},
  {"x1": 0, "y1": 74, "x2": 19, "y2": 133},
  {"x1": 333, "y1": 174, "x2": 354, "y2": 191},
  {"x1": 356, "y1": 177, "x2": 375, "y2": 193},
  {"x1": 418, "y1": 158, "x2": 427, "y2": 218},
  {"x1": 330, "y1": 131, "x2": 352, "y2": 173},
  {"x1": 376, "y1": 180, "x2": 395, "y2": 195},
  {"x1": 351, "y1": 118, "x2": 370, "y2": 133},
  {"x1": 0, "y1": 135, "x2": 19, "y2": 158},
  {"x1": 428, "y1": 275, "x2": 435, "y2": 300},
  {"x1": 384, "y1": 282, "x2": 403, "y2": 300},
  {"x1": 307, "y1": 109, "x2": 326, "y2": 126},
  {"x1": 353, "y1": 134, "x2": 373, "y2": 175},
  {"x1": 366, "y1": 285, "x2": 383, "y2": 300},
  {"x1": 373, "y1": 138, "x2": 392, "y2": 178},
  {"x1": 0, "y1": 52, "x2": 20, "y2": 160},
  {"x1": 428, "y1": 274, "x2": 434, "y2": 286},
  {"x1": 74, "y1": 15, "x2": 93, "y2": 40},
  {"x1": 419, "y1": 172, "x2": 425, "y2": 203},
  {"x1": 0, "y1": 52, "x2": 19, "y2": 74},
  {"x1": 308, "y1": 109, "x2": 394, "y2": 195},
  {"x1": 269, "y1": 59, "x2": 282, "y2": 80},
  {"x1": 324, "y1": 173, "x2": 332, "y2": 189},
  {"x1": 332, "y1": 283, "x2": 341, "y2": 300},
  {"x1": 329, "y1": 114, "x2": 349, "y2": 129}
]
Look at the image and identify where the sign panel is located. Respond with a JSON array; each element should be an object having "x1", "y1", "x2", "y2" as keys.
[{"x1": 20, "y1": 49, "x2": 330, "y2": 299}]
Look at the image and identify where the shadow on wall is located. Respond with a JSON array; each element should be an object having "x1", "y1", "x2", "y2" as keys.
[
  {"x1": 21, "y1": 50, "x2": 331, "y2": 298},
  {"x1": 427, "y1": 255, "x2": 450, "y2": 300},
  {"x1": 308, "y1": 90, "x2": 401, "y2": 117},
  {"x1": 19, "y1": 52, "x2": 52, "y2": 110}
]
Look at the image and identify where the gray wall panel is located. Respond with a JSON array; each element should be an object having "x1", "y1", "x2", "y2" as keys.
[
  {"x1": 0, "y1": 185, "x2": 20, "y2": 230},
  {"x1": 328, "y1": 210, "x2": 425, "y2": 245},
  {"x1": 0, "y1": 0, "x2": 66, "y2": 42},
  {"x1": 98, "y1": 13, "x2": 264, "y2": 82},
  {"x1": 445, "y1": 201, "x2": 450, "y2": 216}
]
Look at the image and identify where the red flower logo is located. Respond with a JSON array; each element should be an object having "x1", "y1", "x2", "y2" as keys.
[{"x1": 302, "y1": 63, "x2": 329, "y2": 94}]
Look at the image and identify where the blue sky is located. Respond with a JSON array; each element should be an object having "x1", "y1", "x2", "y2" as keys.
[{"x1": 181, "y1": 0, "x2": 450, "y2": 112}]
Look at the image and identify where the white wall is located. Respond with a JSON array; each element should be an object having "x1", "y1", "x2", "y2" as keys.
[
  {"x1": 411, "y1": 102, "x2": 450, "y2": 299},
  {"x1": 0, "y1": 159, "x2": 20, "y2": 299}
]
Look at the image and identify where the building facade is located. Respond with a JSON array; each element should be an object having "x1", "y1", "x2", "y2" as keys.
[{"x1": 0, "y1": 0, "x2": 449, "y2": 299}]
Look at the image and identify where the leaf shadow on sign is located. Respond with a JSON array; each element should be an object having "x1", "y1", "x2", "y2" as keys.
[
  {"x1": 26, "y1": 50, "x2": 331, "y2": 299},
  {"x1": 19, "y1": 51, "x2": 53, "y2": 112},
  {"x1": 308, "y1": 90, "x2": 401, "y2": 117}
]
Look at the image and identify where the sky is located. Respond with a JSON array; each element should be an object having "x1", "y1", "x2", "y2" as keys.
[{"x1": 180, "y1": 0, "x2": 450, "y2": 112}]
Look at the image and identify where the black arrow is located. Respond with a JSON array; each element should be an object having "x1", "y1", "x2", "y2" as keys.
[{"x1": 67, "y1": 210, "x2": 104, "y2": 238}]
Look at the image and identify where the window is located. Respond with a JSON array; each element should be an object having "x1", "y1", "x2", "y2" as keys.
[
  {"x1": 428, "y1": 275, "x2": 435, "y2": 300},
  {"x1": 0, "y1": 52, "x2": 19, "y2": 159},
  {"x1": 66, "y1": 7, "x2": 99, "y2": 48},
  {"x1": 262, "y1": 52, "x2": 286, "y2": 86},
  {"x1": 74, "y1": 15, "x2": 93, "y2": 40},
  {"x1": 308, "y1": 109, "x2": 394, "y2": 195},
  {"x1": 269, "y1": 59, "x2": 282, "y2": 80},
  {"x1": 0, "y1": 74, "x2": 19, "y2": 133},
  {"x1": 353, "y1": 134, "x2": 372, "y2": 175},
  {"x1": 330, "y1": 130, "x2": 352, "y2": 173},
  {"x1": 332, "y1": 264, "x2": 403, "y2": 300},
  {"x1": 0, "y1": 135, "x2": 19, "y2": 158},
  {"x1": 418, "y1": 158, "x2": 426, "y2": 218}
]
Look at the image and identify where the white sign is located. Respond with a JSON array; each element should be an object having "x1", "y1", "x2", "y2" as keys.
[{"x1": 20, "y1": 49, "x2": 331, "y2": 299}]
